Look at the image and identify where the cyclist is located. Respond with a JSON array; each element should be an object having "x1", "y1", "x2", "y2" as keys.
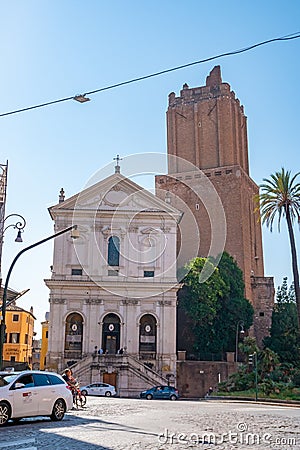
[{"x1": 62, "y1": 369, "x2": 86, "y2": 407}]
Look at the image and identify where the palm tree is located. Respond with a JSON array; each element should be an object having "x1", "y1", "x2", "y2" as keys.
[{"x1": 256, "y1": 168, "x2": 300, "y2": 328}]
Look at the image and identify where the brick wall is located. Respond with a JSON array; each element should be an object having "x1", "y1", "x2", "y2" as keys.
[
  {"x1": 176, "y1": 360, "x2": 237, "y2": 398},
  {"x1": 155, "y1": 65, "x2": 274, "y2": 345}
]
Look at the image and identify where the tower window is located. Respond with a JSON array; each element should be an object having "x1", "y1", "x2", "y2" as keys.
[{"x1": 13, "y1": 314, "x2": 19, "y2": 322}]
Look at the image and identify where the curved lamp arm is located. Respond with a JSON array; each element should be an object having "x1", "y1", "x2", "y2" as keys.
[{"x1": 0, "y1": 224, "x2": 77, "y2": 369}]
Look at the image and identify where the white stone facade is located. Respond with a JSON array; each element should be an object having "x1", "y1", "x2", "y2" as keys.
[{"x1": 45, "y1": 173, "x2": 181, "y2": 384}]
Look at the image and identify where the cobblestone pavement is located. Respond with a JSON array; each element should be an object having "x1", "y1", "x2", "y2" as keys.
[{"x1": 0, "y1": 398, "x2": 299, "y2": 450}]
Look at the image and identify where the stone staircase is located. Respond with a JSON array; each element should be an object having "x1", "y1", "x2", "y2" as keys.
[{"x1": 66, "y1": 353, "x2": 170, "y2": 397}]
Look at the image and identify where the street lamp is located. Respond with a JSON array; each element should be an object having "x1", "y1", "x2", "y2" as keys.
[
  {"x1": 235, "y1": 320, "x2": 245, "y2": 363},
  {"x1": 0, "y1": 214, "x2": 26, "y2": 275},
  {"x1": 0, "y1": 224, "x2": 78, "y2": 370}
]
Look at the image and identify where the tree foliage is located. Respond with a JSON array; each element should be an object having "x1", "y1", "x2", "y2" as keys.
[
  {"x1": 177, "y1": 253, "x2": 254, "y2": 356},
  {"x1": 209, "y1": 253, "x2": 254, "y2": 353},
  {"x1": 256, "y1": 168, "x2": 300, "y2": 328},
  {"x1": 264, "y1": 277, "x2": 300, "y2": 366}
]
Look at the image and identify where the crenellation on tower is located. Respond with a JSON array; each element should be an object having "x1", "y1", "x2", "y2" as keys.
[{"x1": 167, "y1": 66, "x2": 249, "y2": 175}]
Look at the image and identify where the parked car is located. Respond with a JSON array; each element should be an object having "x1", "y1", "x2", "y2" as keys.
[
  {"x1": 140, "y1": 385, "x2": 179, "y2": 400},
  {"x1": 0, "y1": 370, "x2": 73, "y2": 426},
  {"x1": 80, "y1": 382, "x2": 116, "y2": 397}
]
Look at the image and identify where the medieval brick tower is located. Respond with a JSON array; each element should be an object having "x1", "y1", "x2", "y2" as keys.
[{"x1": 155, "y1": 66, "x2": 274, "y2": 345}]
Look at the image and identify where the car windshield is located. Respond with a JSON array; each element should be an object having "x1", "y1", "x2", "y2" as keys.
[{"x1": 0, "y1": 373, "x2": 18, "y2": 387}]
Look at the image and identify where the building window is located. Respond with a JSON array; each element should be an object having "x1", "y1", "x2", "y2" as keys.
[
  {"x1": 9, "y1": 333, "x2": 20, "y2": 344},
  {"x1": 144, "y1": 271, "x2": 154, "y2": 277},
  {"x1": 72, "y1": 268, "x2": 83, "y2": 275},
  {"x1": 12, "y1": 314, "x2": 19, "y2": 322},
  {"x1": 25, "y1": 334, "x2": 28, "y2": 344},
  {"x1": 259, "y1": 312, "x2": 265, "y2": 317},
  {"x1": 45, "y1": 331, "x2": 48, "y2": 338},
  {"x1": 108, "y1": 236, "x2": 120, "y2": 266},
  {"x1": 10, "y1": 356, "x2": 16, "y2": 362}
]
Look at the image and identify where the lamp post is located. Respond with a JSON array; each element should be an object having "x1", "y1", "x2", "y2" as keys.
[
  {"x1": 0, "y1": 224, "x2": 78, "y2": 370},
  {"x1": 0, "y1": 214, "x2": 26, "y2": 279},
  {"x1": 235, "y1": 320, "x2": 245, "y2": 363}
]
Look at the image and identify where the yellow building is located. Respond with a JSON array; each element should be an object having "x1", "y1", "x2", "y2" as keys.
[
  {"x1": 4, "y1": 303, "x2": 35, "y2": 368},
  {"x1": 40, "y1": 316, "x2": 49, "y2": 370}
]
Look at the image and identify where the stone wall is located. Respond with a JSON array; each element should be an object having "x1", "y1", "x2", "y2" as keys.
[{"x1": 176, "y1": 360, "x2": 237, "y2": 398}]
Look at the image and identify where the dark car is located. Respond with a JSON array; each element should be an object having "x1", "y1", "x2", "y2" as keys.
[{"x1": 140, "y1": 385, "x2": 179, "y2": 400}]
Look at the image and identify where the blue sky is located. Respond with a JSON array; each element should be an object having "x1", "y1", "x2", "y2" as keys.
[{"x1": 1, "y1": 1, "x2": 299, "y2": 337}]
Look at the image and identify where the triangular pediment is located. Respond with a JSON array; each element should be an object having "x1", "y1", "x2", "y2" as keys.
[{"x1": 49, "y1": 173, "x2": 181, "y2": 219}]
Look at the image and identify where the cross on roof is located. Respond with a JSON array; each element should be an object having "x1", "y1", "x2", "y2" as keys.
[{"x1": 113, "y1": 154, "x2": 122, "y2": 173}]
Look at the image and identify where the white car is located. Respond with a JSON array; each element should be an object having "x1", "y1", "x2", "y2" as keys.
[
  {"x1": 0, "y1": 370, "x2": 73, "y2": 426},
  {"x1": 80, "y1": 382, "x2": 116, "y2": 397}
]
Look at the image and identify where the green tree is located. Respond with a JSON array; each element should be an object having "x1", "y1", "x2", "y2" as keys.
[
  {"x1": 258, "y1": 347, "x2": 280, "y2": 377},
  {"x1": 256, "y1": 168, "x2": 300, "y2": 327},
  {"x1": 239, "y1": 336, "x2": 258, "y2": 357},
  {"x1": 177, "y1": 254, "x2": 254, "y2": 356},
  {"x1": 177, "y1": 257, "x2": 227, "y2": 356},
  {"x1": 210, "y1": 253, "x2": 254, "y2": 353},
  {"x1": 264, "y1": 278, "x2": 299, "y2": 366}
]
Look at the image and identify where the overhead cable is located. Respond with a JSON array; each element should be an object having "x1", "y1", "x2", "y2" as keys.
[{"x1": 1, "y1": 32, "x2": 299, "y2": 118}]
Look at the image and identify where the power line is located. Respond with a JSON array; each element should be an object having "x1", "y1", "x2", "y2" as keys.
[{"x1": 1, "y1": 32, "x2": 299, "y2": 118}]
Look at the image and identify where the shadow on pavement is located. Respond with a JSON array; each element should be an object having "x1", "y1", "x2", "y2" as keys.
[{"x1": 0, "y1": 409, "x2": 159, "y2": 449}]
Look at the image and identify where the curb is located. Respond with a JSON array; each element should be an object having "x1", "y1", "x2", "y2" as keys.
[{"x1": 204, "y1": 396, "x2": 300, "y2": 407}]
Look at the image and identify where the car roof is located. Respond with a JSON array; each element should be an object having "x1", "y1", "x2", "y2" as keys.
[{"x1": 0, "y1": 370, "x2": 63, "y2": 377}]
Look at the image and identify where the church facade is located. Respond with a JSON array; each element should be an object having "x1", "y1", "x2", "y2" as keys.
[{"x1": 45, "y1": 171, "x2": 181, "y2": 392}]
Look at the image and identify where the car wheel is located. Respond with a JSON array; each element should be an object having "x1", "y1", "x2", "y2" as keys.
[
  {"x1": 81, "y1": 390, "x2": 88, "y2": 396},
  {"x1": 105, "y1": 391, "x2": 112, "y2": 397},
  {"x1": 146, "y1": 394, "x2": 153, "y2": 400},
  {"x1": 0, "y1": 401, "x2": 11, "y2": 426},
  {"x1": 50, "y1": 399, "x2": 66, "y2": 421},
  {"x1": 170, "y1": 394, "x2": 177, "y2": 401}
]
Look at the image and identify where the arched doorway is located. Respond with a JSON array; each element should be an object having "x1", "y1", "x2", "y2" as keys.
[
  {"x1": 64, "y1": 313, "x2": 83, "y2": 359},
  {"x1": 102, "y1": 313, "x2": 120, "y2": 354},
  {"x1": 139, "y1": 314, "x2": 157, "y2": 360}
]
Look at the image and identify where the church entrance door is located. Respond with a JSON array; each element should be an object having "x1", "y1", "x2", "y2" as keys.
[
  {"x1": 139, "y1": 314, "x2": 157, "y2": 360},
  {"x1": 102, "y1": 313, "x2": 120, "y2": 354},
  {"x1": 103, "y1": 372, "x2": 117, "y2": 388}
]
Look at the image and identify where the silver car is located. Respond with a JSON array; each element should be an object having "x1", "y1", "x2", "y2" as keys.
[
  {"x1": 80, "y1": 382, "x2": 116, "y2": 397},
  {"x1": 0, "y1": 370, "x2": 73, "y2": 426}
]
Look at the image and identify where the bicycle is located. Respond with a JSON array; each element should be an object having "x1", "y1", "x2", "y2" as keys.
[{"x1": 71, "y1": 381, "x2": 87, "y2": 408}]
